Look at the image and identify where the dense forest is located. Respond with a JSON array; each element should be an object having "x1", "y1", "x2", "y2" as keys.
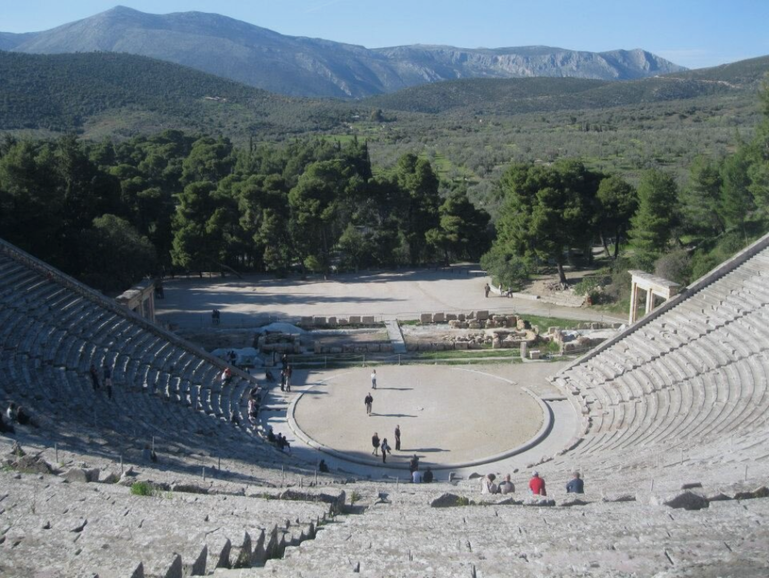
[
  {"x1": 0, "y1": 49, "x2": 767, "y2": 304},
  {"x1": 0, "y1": 133, "x2": 490, "y2": 292}
]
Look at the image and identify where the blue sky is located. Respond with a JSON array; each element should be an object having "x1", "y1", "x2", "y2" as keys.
[{"x1": 1, "y1": 0, "x2": 766, "y2": 69}]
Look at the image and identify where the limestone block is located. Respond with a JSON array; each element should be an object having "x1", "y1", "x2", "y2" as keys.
[
  {"x1": 492, "y1": 337, "x2": 502, "y2": 349},
  {"x1": 517, "y1": 319, "x2": 531, "y2": 330},
  {"x1": 466, "y1": 312, "x2": 475, "y2": 320},
  {"x1": 468, "y1": 321, "x2": 481, "y2": 329},
  {"x1": 458, "y1": 313, "x2": 466, "y2": 321},
  {"x1": 313, "y1": 316, "x2": 326, "y2": 326},
  {"x1": 420, "y1": 313, "x2": 432, "y2": 324},
  {"x1": 657, "y1": 491, "x2": 709, "y2": 511},
  {"x1": 733, "y1": 486, "x2": 769, "y2": 500},
  {"x1": 560, "y1": 498, "x2": 590, "y2": 507},
  {"x1": 706, "y1": 492, "x2": 731, "y2": 502},
  {"x1": 171, "y1": 483, "x2": 208, "y2": 494},
  {"x1": 100, "y1": 471, "x2": 119, "y2": 484},
  {"x1": 432, "y1": 313, "x2": 445, "y2": 323},
  {"x1": 475, "y1": 310, "x2": 489, "y2": 320},
  {"x1": 506, "y1": 315, "x2": 518, "y2": 326},
  {"x1": 300, "y1": 317, "x2": 313, "y2": 326},
  {"x1": 524, "y1": 498, "x2": 556, "y2": 507},
  {"x1": 448, "y1": 319, "x2": 462, "y2": 329},
  {"x1": 455, "y1": 342, "x2": 468, "y2": 350},
  {"x1": 529, "y1": 350, "x2": 540, "y2": 360},
  {"x1": 601, "y1": 494, "x2": 636, "y2": 503},
  {"x1": 445, "y1": 313, "x2": 457, "y2": 321},
  {"x1": 361, "y1": 316, "x2": 375, "y2": 325},
  {"x1": 327, "y1": 317, "x2": 337, "y2": 326},
  {"x1": 681, "y1": 482, "x2": 703, "y2": 490},
  {"x1": 349, "y1": 316, "x2": 361, "y2": 325},
  {"x1": 478, "y1": 320, "x2": 486, "y2": 329},
  {"x1": 63, "y1": 468, "x2": 90, "y2": 483},
  {"x1": 468, "y1": 342, "x2": 482, "y2": 350},
  {"x1": 337, "y1": 318, "x2": 349, "y2": 326},
  {"x1": 430, "y1": 493, "x2": 471, "y2": 508}
]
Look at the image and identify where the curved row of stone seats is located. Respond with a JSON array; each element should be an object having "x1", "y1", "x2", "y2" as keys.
[
  {"x1": 0, "y1": 469, "x2": 337, "y2": 577},
  {"x1": 255, "y1": 482, "x2": 769, "y2": 577},
  {"x1": 0, "y1": 239, "x2": 303, "y2": 479},
  {"x1": 551, "y1": 236, "x2": 769, "y2": 475}
]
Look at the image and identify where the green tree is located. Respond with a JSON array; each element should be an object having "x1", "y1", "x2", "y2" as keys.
[
  {"x1": 629, "y1": 168, "x2": 679, "y2": 260},
  {"x1": 594, "y1": 174, "x2": 638, "y2": 259},
  {"x1": 428, "y1": 189, "x2": 490, "y2": 264},
  {"x1": 680, "y1": 156, "x2": 725, "y2": 236},
  {"x1": 493, "y1": 160, "x2": 601, "y2": 284},
  {"x1": 720, "y1": 148, "x2": 755, "y2": 229},
  {"x1": 395, "y1": 154, "x2": 441, "y2": 265}
]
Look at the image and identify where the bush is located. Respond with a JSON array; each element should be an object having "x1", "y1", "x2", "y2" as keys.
[
  {"x1": 654, "y1": 249, "x2": 692, "y2": 285},
  {"x1": 130, "y1": 481, "x2": 155, "y2": 497}
]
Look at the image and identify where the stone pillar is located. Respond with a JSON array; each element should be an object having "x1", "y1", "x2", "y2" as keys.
[
  {"x1": 520, "y1": 342, "x2": 528, "y2": 360},
  {"x1": 644, "y1": 288, "x2": 654, "y2": 315}
]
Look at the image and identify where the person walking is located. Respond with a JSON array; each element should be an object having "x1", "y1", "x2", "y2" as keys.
[
  {"x1": 102, "y1": 361, "x2": 113, "y2": 400},
  {"x1": 285, "y1": 364, "x2": 293, "y2": 392},
  {"x1": 381, "y1": 438, "x2": 390, "y2": 463},
  {"x1": 372, "y1": 432, "x2": 380, "y2": 456},
  {"x1": 370, "y1": 369, "x2": 377, "y2": 389},
  {"x1": 365, "y1": 392, "x2": 373, "y2": 416},
  {"x1": 394, "y1": 425, "x2": 401, "y2": 451}
]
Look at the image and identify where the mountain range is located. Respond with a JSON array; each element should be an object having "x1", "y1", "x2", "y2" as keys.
[{"x1": 0, "y1": 6, "x2": 686, "y2": 99}]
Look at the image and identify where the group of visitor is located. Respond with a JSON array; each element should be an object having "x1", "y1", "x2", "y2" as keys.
[{"x1": 480, "y1": 471, "x2": 584, "y2": 496}]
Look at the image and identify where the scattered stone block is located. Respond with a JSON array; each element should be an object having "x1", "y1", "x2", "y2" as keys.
[
  {"x1": 560, "y1": 498, "x2": 590, "y2": 507},
  {"x1": 455, "y1": 341, "x2": 468, "y2": 350},
  {"x1": 706, "y1": 492, "x2": 731, "y2": 502},
  {"x1": 529, "y1": 350, "x2": 541, "y2": 360},
  {"x1": 420, "y1": 313, "x2": 432, "y2": 324},
  {"x1": 100, "y1": 472, "x2": 119, "y2": 484},
  {"x1": 430, "y1": 493, "x2": 470, "y2": 508},
  {"x1": 327, "y1": 316, "x2": 337, "y2": 326},
  {"x1": 468, "y1": 321, "x2": 481, "y2": 330},
  {"x1": 495, "y1": 497, "x2": 522, "y2": 506},
  {"x1": 517, "y1": 319, "x2": 531, "y2": 330},
  {"x1": 361, "y1": 316, "x2": 375, "y2": 325},
  {"x1": 475, "y1": 310, "x2": 489, "y2": 321},
  {"x1": 313, "y1": 316, "x2": 326, "y2": 326},
  {"x1": 349, "y1": 316, "x2": 361, "y2": 325},
  {"x1": 300, "y1": 317, "x2": 313, "y2": 326},
  {"x1": 171, "y1": 483, "x2": 208, "y2": 494},
  {"x1": 63, "y1": 468, "x2": 90, "y2": 483},
  {"x1": 445, "y1": 313, "x2": 457, "y2": 321},
  {"x1": 733, "y1": 486, "x2": 769, "y2": 500},
  {"x1": 524, "y1": 498, "x2": 556, "y2": 507},
  {"x1": 432, "y1": 313, "x2": 445, "y2": 323},
  {"x1": 660, "y1": 491, "x2": 709, "y2": 511},
  {"x1": 337, "y1": 318, "x2": 349, "y2": 326},
  {"x1": 681, "y1": 482, "x2": 703, "y2": 490},
  {"x1": 602, "y1": 494, "x2": 636, "y2": 503},
  {"x1": 458, "y1": 313, "x2": 466, "y2": 321},
  {"x1": 11, "y1": 455, "x2": 53, "y2": 475}
]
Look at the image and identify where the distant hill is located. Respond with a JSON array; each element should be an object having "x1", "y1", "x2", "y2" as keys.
[
  {"x1": 362, "y1": 56, "x2": 769, "y2": 115},
  {"x1": 0, "y1": 50, "x2": 351, "y2": 135},
  {"x1": 3, "y1": 6, "x2": 686, "y2": 99}
]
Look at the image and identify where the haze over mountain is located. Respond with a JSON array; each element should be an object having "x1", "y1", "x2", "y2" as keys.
[{"x1": 0, "y1": 5, "x2": 686, "y2": 99}]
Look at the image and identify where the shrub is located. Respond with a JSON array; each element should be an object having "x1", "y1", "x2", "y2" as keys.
[
  {"x1": 130, "y1": 482, "x2": 155, "y2": 497},
  {"x1": 654, "y1": 249, "x2": 692, "y2": 285}
]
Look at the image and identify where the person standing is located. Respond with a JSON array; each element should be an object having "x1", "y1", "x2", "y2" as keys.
[
  {"x1": 372, "y1": 432, "x2": 380, "y2": 456},
  {"x1": 89, "y1": 364, "x2": 100, "y2": 391},
  {"x1": 381, "y1": 438, "x2": 390, "y2": 463},
  {"x1": 285, "y1": 365, "x2": 293, "y2": 392},
  {"x1": 102, "y1": 362, "x2": 113, "y2": 400},
  {"x1": 365, "y1": 392, "x2": 373, "y2": 416},
  {"x1": 370, "y1": 369, "x2": 377, "y2": 389},
  {"x1": 394, "y1": 425, "x2": 401, "y2": 451},
  {"x1": 280, "y1": 368, "x2": 286, "y2": 392},
  {"x1": 484, "y1": 283, "x2": 490, "y2": 298}
]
